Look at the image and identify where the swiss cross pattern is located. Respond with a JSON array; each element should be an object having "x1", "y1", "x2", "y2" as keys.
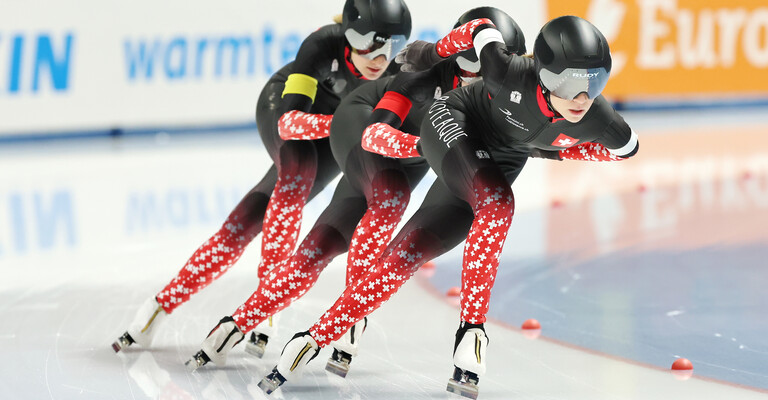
[
  {"x1": 278, "y1": 110, "x2": 333, "y2": 141},
  {"x1": 156, "y1": 214, "x2": 255, "y2": 313},
  {"x1": 259, "y1": 171, "x2": 314, "y2": 279},
  {"x1": 362, "y1": 123, "x2": 420, "y2": 159},
  {"x1": 232, "y1": 229, "x2": 335, "y2": 333},
  {"x1": 309, "y1": 230, "x2": 426, "y2": 347},
  {"x1": 461, "y1": 182, "x2": 514, "y2": 324},
  {"x1": 345, "y1": 181, "x2": 410, "y2": 285},
  {"x1": 436, "y1": 18, "x2": 493, "y2": 57},
  {"x1": 559, "y1": 142, "x2": 623, "y2": 162}
]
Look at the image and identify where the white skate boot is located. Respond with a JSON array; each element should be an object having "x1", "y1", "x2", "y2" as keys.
[
  {"x1": 446, "y1": 322, "x2": 488, "y2": 399},
  {"x1": 325, "y1": 317, "x2": 367, "y2": 378},
  {"x1": 245, "y1": 313, "x2": 280, "y2": 358},
  {"x1": 258, "y1": 331, "x2": 320, "y2": 394},
  {"x1": 185, "y1": 316, "x2": 244, "y2": 371},
  {"x1": 112, "y1": 297, "x2": 168, "y2": 352}
]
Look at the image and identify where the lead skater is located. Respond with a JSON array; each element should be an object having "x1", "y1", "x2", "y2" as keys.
[{"x1": 261, "y1": 15, "x2": 639, "y2": 398}]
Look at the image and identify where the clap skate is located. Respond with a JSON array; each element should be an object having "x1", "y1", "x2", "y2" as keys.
[
  {"x1": 184, "y1": 316, "x2": 244, "y2": 372},
  {"x1": 325, "y1": 317, "x2": 367, "y2": 378},
  {"x1": 245, "y1": 313, "x2": 280, "y2": 358},
  {"x1": 446, "y1": 322, "x2": 488, "y2": 399},
  {"x1": 112, "y1": 297, "x2": 167, "y2": 352},
  {"x1": 258, "y1": 331, "x2": 319, "y2": 394}
]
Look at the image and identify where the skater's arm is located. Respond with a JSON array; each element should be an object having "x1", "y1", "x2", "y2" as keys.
[
  {"x1": 278, "y1": 26, "x2": 338, "y2": 140},
  {"x1": 361, "y1": 69, "x2": 442, "y2": 158}
]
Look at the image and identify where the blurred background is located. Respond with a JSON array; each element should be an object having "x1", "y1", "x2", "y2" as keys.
[{"x1": 1, "y1": 0, "x2": 767, "y2": 398}]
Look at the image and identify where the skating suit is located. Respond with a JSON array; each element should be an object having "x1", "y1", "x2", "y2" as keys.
[
  {"x1": 229, "y1": 60, "x2": 467, "y2": 334},
  {"x1": 305, "y1": 38, "x2": 638, "y2": 347},
  {"x1": 155, "y1": 23, "x2": 398, "y2": 313}
]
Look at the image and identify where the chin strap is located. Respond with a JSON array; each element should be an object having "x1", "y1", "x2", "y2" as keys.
[
  {"x1": 278, "y1": 110, "x2": 333, "y2": 141},
  {"x1": 361, "y1": 122, "x2": 420, "y2": 158}
]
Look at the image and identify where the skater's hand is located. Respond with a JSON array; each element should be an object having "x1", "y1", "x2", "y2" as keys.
[{"x1": 395, "y1": 41, "x2": 443, "y2": 72}]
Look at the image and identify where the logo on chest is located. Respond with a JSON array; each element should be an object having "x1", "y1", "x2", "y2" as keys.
[
  {"x1": 497, "y1": 108, "x2": 529, "y2": 131},
  {"x1": 551, "y1": 133, "x2": 579, "y2": 147}
]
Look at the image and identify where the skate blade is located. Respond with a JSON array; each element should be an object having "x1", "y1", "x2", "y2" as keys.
[
  {"x1": 111, "y1": 333, "x2": 133, "y2": 353},
  {"x1": 257, "y1": 375, "x2": 282, "y2": 394},
  {"x1": 184, "y1": 352, "x2": 209, "y2": 372},
  {"x1": 325, "y1": 358, "x2": 350, "y2": 378},
  {"x1": 447, "y1": 378, "x2": 479, "y2": 399},
  {"x1": 244, "y1": 342, "x2": 266, "y2": 358}
]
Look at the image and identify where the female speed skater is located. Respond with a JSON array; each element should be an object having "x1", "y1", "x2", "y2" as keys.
[
  {"x1": 182, "y1": 7, "x2": 528, "y2": 376},
  {"x1": 259, "y1": 15, "x2": 639, "y2": 398},
  {"x1": 111, "y1": 0, "x2": 412, "y2": 353}
]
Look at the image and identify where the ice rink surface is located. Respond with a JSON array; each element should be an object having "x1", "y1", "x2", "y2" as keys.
[{"x1": 1, "y1": 107, "x2": 767, "y2": 399}]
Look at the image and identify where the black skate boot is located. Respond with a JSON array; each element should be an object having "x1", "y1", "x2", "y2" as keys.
[{"x1": 446, "y1": 322, "x2": 488, "y2": 399}]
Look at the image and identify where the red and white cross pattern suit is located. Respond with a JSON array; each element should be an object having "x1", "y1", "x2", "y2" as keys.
[
  {"x1": 307, "y1": 169, "x2": 514, "y2": 346},
  {"x1": 258, "y1": 167, "x2": 315, "y2": 278},
  {"x1": 231, "y1": 176, "x2": 412, "y2": 333},
  {"x1": 151, "y1": 20, "x2": 396, "y2": 315},
  {"x1": 156, "y1": 194, "x2": 268, "y2": 312}
]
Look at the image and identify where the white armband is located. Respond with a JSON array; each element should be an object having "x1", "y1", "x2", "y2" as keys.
[
  {"x1": 473, "y1": 28, "x2": 504, "y2": 59},
  {"x1": 607, "y1": 129, "x2": 638, "y2": 157}
]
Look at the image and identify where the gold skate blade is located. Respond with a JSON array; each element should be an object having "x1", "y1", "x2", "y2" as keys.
[{"x1": 447, "y1": 378, "x2": 479, "y2": 399}]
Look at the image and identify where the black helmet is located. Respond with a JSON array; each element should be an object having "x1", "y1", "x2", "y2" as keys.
[
  {"x1": 342, "y1": 0, "x2": 412, "y2": 60},
  {"x1": 534, "y1": 15, "x2": 611, "y2": 99},
  {"x1": 452, "y1": 7, "x2": 526, "y2": 82}
]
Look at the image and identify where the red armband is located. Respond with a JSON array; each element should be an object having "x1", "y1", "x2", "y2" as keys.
[
  {"x1": 374, "y1": 91, "x2": 413, "y2": 124},
  {"x1": 436, "y1": 18, "x2": 494, "y2": 57},
  {"x1": 362, "y1": 123, "x2": 420, "y2": 159},
  {"x1": 278, "y1": 110, "x2": 332, "y2": 141},
  {"x1": 558, "y1": 143, "x2": 626, "y2": 162}
]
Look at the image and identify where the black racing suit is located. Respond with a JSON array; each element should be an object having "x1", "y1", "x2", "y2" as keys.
[
  {"x1": 156, "y1": 23, "x2": 398, "y2": 313},
  {"x1": 229, "y1": 59, "x2": 470, "y2": 335},
  {"x1": 302, "y1": 39, "x2": 639, "y2": 345}
]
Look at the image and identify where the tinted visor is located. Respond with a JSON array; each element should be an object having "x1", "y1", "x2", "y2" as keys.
[
  {"x1": 456, "y1": 53, "x2": 480, "y2": 73},
  {"x1": 345, "y1": 29, "x2": 407, "y2": 60},
  {"x1": 539, "y1": 67, "x2": 610, "y2": 99}
]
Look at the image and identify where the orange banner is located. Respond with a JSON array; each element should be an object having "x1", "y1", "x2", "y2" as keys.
[{"x1": 546, "y1": 0, "x2": 768, "y2": 101}]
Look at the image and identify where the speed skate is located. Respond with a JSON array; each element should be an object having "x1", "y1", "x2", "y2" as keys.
[{"x1": 446, "y1": 323, "x2": 488, "y2": 399}]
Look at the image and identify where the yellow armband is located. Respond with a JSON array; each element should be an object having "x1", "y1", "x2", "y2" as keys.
[{"x1": 282, "y1": 73, "x2": 318, "y2": 102}]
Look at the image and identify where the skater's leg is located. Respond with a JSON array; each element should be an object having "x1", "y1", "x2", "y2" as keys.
[
  {"x1": 309, "y1": 181, "x2": 475, "y2": 348},
  {"x1": 233, "y1": 177, "x2": 366, "y2": 332},
  {"x1": 344, "y1": 168, "x2": 411, "y2": 286},
  {"x1": 155, "y1": 166, "x2": 278, "y2": 313},
  {"x1": 190, "y1": 178, "x2": 366, "y2": 366},
  {"x1": 258, "y1": 140, "x2": 319, "y2": 278}
]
